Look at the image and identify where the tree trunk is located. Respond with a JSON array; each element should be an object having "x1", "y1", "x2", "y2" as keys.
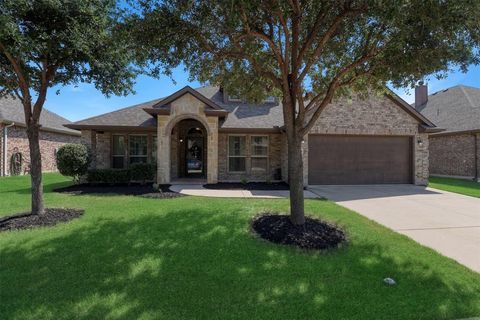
[
  {"x1": 287, "y1": 132, "x2": 305, "y2": 225},
  {"x1": 26, "y1": 122, "x2": 44, "y2": 215}
]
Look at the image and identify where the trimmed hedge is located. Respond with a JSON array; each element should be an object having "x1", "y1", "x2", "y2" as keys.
[
  {"x1": 86, "y1": 163, "x2": 156, "y2": 184},
  {"x1": 56, "y1": 144, "x2": 91, "y2": 183}
]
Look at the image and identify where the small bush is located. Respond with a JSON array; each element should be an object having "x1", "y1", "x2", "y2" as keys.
[
  {"x1": 56, "y1": 144, "x2": 91, "y2": 183},
  {"x1": 129, "y1": 163, "x2": 156, "y2": 184},
  {"x1": 86, "y1": 169, "x2": 131, "y2": 184}
]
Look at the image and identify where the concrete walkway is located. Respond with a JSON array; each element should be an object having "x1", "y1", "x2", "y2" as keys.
[
  {"x1": 170, "y1": 184, "x2": 319, "y2": 199},
  {"x1": 308, "y1": 184, "x2": 480, "y2": 273}
]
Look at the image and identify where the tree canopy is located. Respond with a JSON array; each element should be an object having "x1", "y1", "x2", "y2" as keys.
[
  {"x1": 0, "y1": 0, "x2": 139, "y2": 215},
  {"x1": 129, "y1": 0, "x2": 479, "y2": 224}
]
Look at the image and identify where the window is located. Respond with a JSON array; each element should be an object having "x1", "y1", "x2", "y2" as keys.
[
  {"x1": 264, "y1": 96, "x2": 275, "y2": 103},
  {"x1": 251, "y1": 136, "x2": 268, "y2": 171},
  {"x1": 228, "y1": 136, "x2": 246, "y2": 172},
  {"x1": 152, "y1": 136, "x2": 157, "y2": 163},
  {"x1": 228, "y1": 94, "x2": 242, "y2": 102},
  {"x1": 129, "y1": 135, "x2": 147, "y2": 164},
  {"x1": 112, "y1": 135, "x2": 125, "y2": 168}
]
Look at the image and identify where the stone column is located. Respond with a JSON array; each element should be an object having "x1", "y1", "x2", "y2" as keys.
[
  {"x1": 157, "y1": 115, "x2": 170, "y2": 184},
  {"x1": 414, "y1": 133, "x2": 429, "y2": 185},
  {"x1": 206, "y1": 117, "x2": 218, "y2": 183}
]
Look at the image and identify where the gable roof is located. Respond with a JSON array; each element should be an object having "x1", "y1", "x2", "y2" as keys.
[
  {"x1": 416, "y1": 85, "x2": 480, "y2": 133},
  {"x1": 66, "y1": 85, "x2": 437, "y2": 132},
  {"x1": 0, "y1": 96, "x2": 80, "y2": 136}
]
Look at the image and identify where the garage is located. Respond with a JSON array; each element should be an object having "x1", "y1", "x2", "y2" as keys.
[{"x1": 308, "y1": 135, "x2": 413, "y2": 185}]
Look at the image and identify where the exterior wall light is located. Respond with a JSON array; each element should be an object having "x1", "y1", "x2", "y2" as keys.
[{"x1": 417, "y1": 138, "x2": 423, "y2": 147}]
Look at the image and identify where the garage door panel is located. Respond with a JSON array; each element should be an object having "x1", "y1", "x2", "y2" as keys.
[{"x1": 308, "y1": 135, "x2": 412, "y2": 185}]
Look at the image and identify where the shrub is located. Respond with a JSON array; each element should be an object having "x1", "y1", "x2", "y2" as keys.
[
  {"x1": 129, "y1": 163, "x2": 156, "y2": 184},
  {"x1": 56, "y1": 144, "x2": 91, "y2": 183},
  {"x1": 86, "y1": 169, "x2": 131, "y2": 184}
]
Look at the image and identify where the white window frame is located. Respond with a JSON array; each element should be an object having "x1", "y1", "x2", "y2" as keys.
[
  {"x1": 227, "y1": 134, "x2": 247, "y2": 173},
  {"x1": 250, "y1": 135, "x2": 269, "y2": 172},
  {"x1": 128, "y1": 134, "x2": 148, "y2": 164},
  {"x1": 112, "y1": 134, "x2": 126, "y2": 168}
]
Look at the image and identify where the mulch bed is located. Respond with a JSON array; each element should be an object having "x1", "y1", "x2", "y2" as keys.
[
  {"x1": 204, "y1": 182, "x2": 290, "y2": 190},
  {"x1": 0, "y1": 208, "x2": 84, "y2": 232},
  {"x1": 53, "y1": 183, "x2": 183, "y2": 198},
  {"x1": 251, "y1": 214, "x2": 346, "y2": 250}
]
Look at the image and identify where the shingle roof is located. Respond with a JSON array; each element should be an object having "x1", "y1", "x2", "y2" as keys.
[
  {"x1": 68, "y1": 85, "x2": 434, "y2": 131},
  {"x1": 416, "y1": 85, "x2": 480, "y2": 133},
  {"x1": 0, "y1": 96, "x2": 79, "y2": 135},
  {"x1": 70, "y1": 86, "x2": 284, "y2": 129}
]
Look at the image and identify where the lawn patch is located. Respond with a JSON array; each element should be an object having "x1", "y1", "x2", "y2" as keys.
[
  {"x1": 429, "y1": 176, "x2": 480, "y2": 198},
  {"x1": 53, "y1": 183, "x2": 183, "y2": 198},
  {"x1": 0, "y1": 208, "x2": 84, "y2": 232},
  {"x1": 251, "y1": 213, "x2": 346, "y2": 250}
]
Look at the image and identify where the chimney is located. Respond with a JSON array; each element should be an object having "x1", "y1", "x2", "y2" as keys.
[{"x1": 415, "y1": 82, "x2": 428, "y2": 108}]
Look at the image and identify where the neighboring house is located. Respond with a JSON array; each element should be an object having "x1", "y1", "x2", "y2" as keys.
[
  {"x1": 0, "y1": 96, "x2": 81, "y2": 176},
  {"x1": 65, "y1": 86, "x2": 439, "y2": 186},
  {"x1": 415, "y1": 84, "x2": 480, "y2": 181}
]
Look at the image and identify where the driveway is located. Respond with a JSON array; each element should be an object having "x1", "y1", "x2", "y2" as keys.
[{"x1": 308, "y1": 185, "x2": 480, "y2": 273}]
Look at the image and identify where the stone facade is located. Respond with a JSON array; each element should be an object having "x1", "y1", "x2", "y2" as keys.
[
  {"x1": 156, "y1": 92, "x2": 219, "y2": 184},
  {"x1": 0, "y1": 124, "x2": 81, "y2": 176},
  {"x1": 429, "y1": 133, "x2": 479, "y2": 180},
  {"x1": 218, "y1": 133, "x2": 283, "y2": 182},
  {"x1": 296, "y1": 94, "x2": 429, "y2": 185}
]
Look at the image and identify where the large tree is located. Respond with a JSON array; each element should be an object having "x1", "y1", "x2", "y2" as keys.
[
  {"x1": 0, "y1": 0, "x2": 137, "y2": 215},
  {"x1": 130, "y1": 0, "x2": 479, "y2": 225}
]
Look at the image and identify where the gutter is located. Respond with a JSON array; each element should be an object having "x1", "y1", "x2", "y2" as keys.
[{"x1": 2, "y1": 122, "x2": 15, "y2": 176}]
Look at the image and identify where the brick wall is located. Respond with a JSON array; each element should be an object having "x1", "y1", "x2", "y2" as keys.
[
  {"x1": 302, "y1": 94, "x2": 429, "y2": 185},
  {"x1": 429, "y1": 133, "x2": 478, "y2": 178},
  {"x1": 0, "y1": 125, "x2": 80, "y2": 175},
  {"x1": 218, "y1": 133, "x2": 283, "y2": 181}
]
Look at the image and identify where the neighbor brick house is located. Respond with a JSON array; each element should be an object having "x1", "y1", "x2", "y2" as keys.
[
  {"x1": 0, "y1": 96, "x2": 81, "y2": 176},
  {"x1": 65, "y1": 86, "x2": 439, "y2": 185},
  {"x1": 416, "y1": 84, "x2": 480, "y2": 181}
]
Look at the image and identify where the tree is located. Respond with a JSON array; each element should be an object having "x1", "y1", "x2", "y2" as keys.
[
  {"x1": 129, "y1": 0, "x2": 479, "y2": 225},
  {"x1": 0, "y1": 0, "x2": 138, "y2": 215},
  {"x1": 56, "y1": 144, "x2": 91, "y2": 183}
]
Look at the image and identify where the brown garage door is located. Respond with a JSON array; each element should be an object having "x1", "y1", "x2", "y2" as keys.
[{"x1": 308, "y1": 135, "x2": 412, "y2": 184}]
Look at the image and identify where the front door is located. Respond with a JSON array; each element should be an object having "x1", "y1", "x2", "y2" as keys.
[{"x1": 186, "y1": 136, "x2": 204, "y2": 177}]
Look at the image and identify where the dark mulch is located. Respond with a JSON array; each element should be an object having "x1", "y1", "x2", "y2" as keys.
[
  {"x1": 251, "y1": 214, "x2": 346, "y2": 250},
  {"x1": 0, "y1": 208, "x2": 84, "y2": 232},
  {"x1": 204, "y1": 182, "x2": 290, "y2": 190},
  {"x1": 53, "y1": 183, "x2": 183, "y2": 198}
]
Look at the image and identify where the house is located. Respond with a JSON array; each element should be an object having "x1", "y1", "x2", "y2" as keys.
[
  {"x1": 0, "y1": 96, "x2": 81, "y2": 176},
  {"x1": 415, "y1": 84, "x2": 480, "y2": 181},
  {"x1": 64, "y1": 86, "x2": 439, "y2": 185}
]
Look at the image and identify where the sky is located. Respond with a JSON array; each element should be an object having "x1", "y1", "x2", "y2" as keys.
[{"x1": 42, "y1": 64, "x2": 480, "y2": 122}]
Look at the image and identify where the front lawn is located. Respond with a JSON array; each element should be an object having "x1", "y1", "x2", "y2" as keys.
[
  {"x1": 429, "y1": 176, "x2": 480, "y2": 198},
  {"x1": 1, "y1": 173, "x2": 479, "y2": 319}
]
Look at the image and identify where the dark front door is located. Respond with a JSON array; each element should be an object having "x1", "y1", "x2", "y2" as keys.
[
  {"x1": 308, "y1": 135, "x2": 412, "y2": 185},
  {"x1": 186, "y1": 136, "x2": 204, "y2": 176}
]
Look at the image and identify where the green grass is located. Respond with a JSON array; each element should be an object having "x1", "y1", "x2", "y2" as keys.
[
  {"x1": 1, "y1": 173, "x2": 479, "y2": 320},
  {"x1": 429, "y1": 176, "x2": 480, "y2": 198}
]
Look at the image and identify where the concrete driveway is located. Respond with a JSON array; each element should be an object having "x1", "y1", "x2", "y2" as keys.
[{"x1": 308, "y1": 185, "x2": 480, "y2": 273}]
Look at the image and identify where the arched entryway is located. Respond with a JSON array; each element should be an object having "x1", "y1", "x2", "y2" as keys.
[{"x1": 171, "y1": 119, "x2": 208, "y2": 179}]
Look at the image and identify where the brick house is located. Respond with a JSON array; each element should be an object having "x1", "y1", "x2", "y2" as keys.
[
  {"x1": 415, "y1": 84, "x2": 480, "y2": 181},
  {"x1": 65, "y1": 86, "x2": 439, "y2": 186},
  {"x1": 0, "y1": 96, "x2": 81, "y2": 176}
]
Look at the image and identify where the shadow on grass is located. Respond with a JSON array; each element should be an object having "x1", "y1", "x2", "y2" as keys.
[{"x1": 1, "y1": 209, "x2": 478, "y2": 319}]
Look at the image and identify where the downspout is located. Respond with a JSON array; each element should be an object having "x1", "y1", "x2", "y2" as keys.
[
  {"x1": 474, "y1": 133, "x2": 478, "y2": 182},
  {"x1": 2, "y1": 122, "x2": 15, "y2": 176}
]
